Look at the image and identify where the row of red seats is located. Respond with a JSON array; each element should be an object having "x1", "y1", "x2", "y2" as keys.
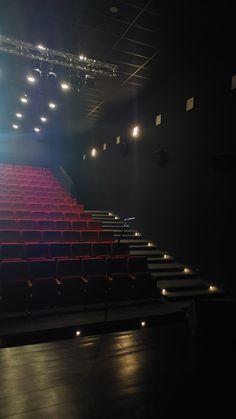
[
  {"x1": 0, "y1": 242, "x2": 127, "y2": 260},
  {"x1": 0, "y1": 256, "x2": 154, "y2": 311},
  {"x1": 0, "y1": 163, "x2": 51, "y2": 171},
  {"x1": 0, "y1": 203, "x2": 83, "y2": 212},
  {"x1": 0, "y1": 229, "x2": 113, "y2": 243},
  {"x1": 0, "y1": 195, "x2": 76, "y2": 204},
  {"x1": 0, "y1": 210, "x2": 92, "y2": 220},
  {"x1": 0, "y1": 219, "x2": 101, "y2": 231},
  {"x1": 0, "y1": 191, "x2": 70, "y2": 198}
]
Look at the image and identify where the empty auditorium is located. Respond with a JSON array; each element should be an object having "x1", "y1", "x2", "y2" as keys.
[{"x1": 0, "y1": 1, "x2": 235, "y2": 418}]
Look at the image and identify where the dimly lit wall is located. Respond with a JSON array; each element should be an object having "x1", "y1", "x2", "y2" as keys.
[
  {"x1": 0, "y1": 132, "x2": 57, "y2": 167},
  {"x1": 65, "y1": 52, "x2": 235, "y2": 295}
]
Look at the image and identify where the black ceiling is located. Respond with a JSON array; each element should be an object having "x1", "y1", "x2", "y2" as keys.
[{"x1": 0, "y1": 1, "x2": 234, "y2": 135}]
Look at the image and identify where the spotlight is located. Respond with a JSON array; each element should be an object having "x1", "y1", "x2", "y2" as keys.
[
  {"x1": 27, "y1": 74, "x2": 36, "y2": 83},
  {"x1": 79, "y1": 55, "x2": 87, "y2": 61},
  {"x1": 132, "y1": 125, "x2": 140, "y2": 138},
  {"x1": 37, "y1": 43, "x2": 46, "y2": 51},
  {"x1": 209, "y1": 285, "x2": 217, "y2": 292},
  {"x1": 34, "y1": 127, "x2": 40, "y2": 133},
  {"x1": 16, "y1": 113, "x2": 23, "y2": 119},
  {"x1": 47, "y1": 70, "x2": 57, "y2": 82},
  {"x1": 60, "y1": 81, "x2": 70, "y2": 91},
  {"x1": 161, "y1": 289, "x2": 167, "y2": 295},
  {"x1": 141, "y1": 321, "x2": 146, "y2": 327},
  {"x1": 49, "y1": 102, "x2": 56, "y2": 109},
  {"x1": 85, "y1": 74, "x2": 95, "y2": 88},
  {"x1": 20, "y1": 95, "x2": 28, "y2": 104},
  {"x1": 91, "y1": 148, "x2": 97, "y2": 157},
  {"x1": 40, "y1": 116, "x2": 47, "y2": 123},
  {"x1": 76, "y1": 330, "x2": 81, "y2": 336},
  {"x1": 12, "y1": 124, "x2": 19, "y2": 129},
  {"x1": 184, "y1": 268, "x2": 191, "y2": 273}
]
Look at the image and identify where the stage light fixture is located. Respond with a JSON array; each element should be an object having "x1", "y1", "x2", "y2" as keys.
[
  {"x1": 163, "y1": 254, "x2": 169, "y2": 259},
  {"x1": 60, "y1": 81, "x2": 70, "y2": 91},
  {"x1": 47, "y1": 70, "x2": 57, "y2": 82},
  {"x1": 34, "y1": 127, "x2": 40, "y2": 133},
  {"x1": 141, "y1": 321, "x2": 146, "y2": 327},
  {"x1": 49, "y1": 102, "x2": 56, "y2": 109},
  {"x1": 132, "y1": 125, "x2": 140, "y2": 138},
  {"x1": 161, "y1": 289, "x2": 167, "y2": 295},
  {"x1": 79, "y1": 55, "x2": 87, "y2": 61},
  {"x1": 16, "y1": 113, "x2": 23, "y2": 118},
  {"x1": 184, "y1": 268, "x2": 191, "y2": 273},
  {"x1": 37, "y1": 43, "x2": 46, "y2": 51},
  {"x1": 12, "y1": 124, "x2": 19, "y2": 129},
  {"x1": 76, "y1": 330, "x2": 81, "y2": 336},
  {"x1": 40, "y1": 116, "x2": 47, "y2": 123},
  {"x1": 209, "y1": 285, "x2": 217, "y2": 292}
]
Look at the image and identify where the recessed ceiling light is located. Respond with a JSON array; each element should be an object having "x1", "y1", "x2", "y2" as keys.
[
  {"x1": 20, "y1": 96, "x2": 28, "y2": 104},
  {"x1": 16, "y1": 113, "x2": 23, "y2": 118},
  {"x1": 49, "y1": 102, "x2": 56, "y2": 109},
  {"x1": 110, "y1": 6, "x2": 119, "y2": 13},
  {"x1": 61, "y1": 82, "x2": 70, "y2": 90},
  {"x1": 27, "y1": 75, "x2": 36, "y2": 83},
  {"x1": 12, "y1": 124, "x2": 19, "y2": 129},
  {"x1": 34, "y1": 127, "x2": 40, "y2": 133},
  {"x1": 40, "y1": 116, "x2": 47, "y2": 123}
]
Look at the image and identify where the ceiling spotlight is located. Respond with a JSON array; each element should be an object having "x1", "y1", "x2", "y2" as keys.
[
  {"x1": 12, "y1": 124, "x2": 19, "y2": 129},
  {"x1": 60, "y1": 81, "x2": 70, "y2": 90},
  {"x1": 16, "y1": 113, "x2": 23, "y2": 119},
  {"x1": 76, "y1": 330, "x2": 81, "y2": 337},
  {"x1": 47, "y1": 70, "x2": 57, "y2": 82},
  {"x1": 40, "y1": 116, "x2": 47, "y2": 123},
  {"x1": 49, "y1": 102, "x2": 56, "y2": 109},
  {"x1": 141, "y1": 321, "x2": 146, "y2": 327},
  {"x1": 37, "y1": 44, "x2": 46, "y2": 51},
  {"x1": 91, "y1": 148, "x2": 97, "y2": 157},
  {"x1": 20, "y1": 95, "x2": 28, "y2": 104},
  {"x1": 34, "y1": 127, "x2": 40, "y2": 133},
  {"x1": 27, "y1": 75, "x2": 36, "y2": 83},
  {"x1": 132, "y1": 125, "x2": 140, "y2": 138},
  {"x1": 79, "y1": 54, "x2": 87, "y2": 61}
]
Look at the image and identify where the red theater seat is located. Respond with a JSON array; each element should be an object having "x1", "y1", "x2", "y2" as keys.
[
  {"x1": 25, "y1": 243, "x2": 49, "y2": 259},
  {"x1": 0, "y1": 260, "x2": 31, "y2": 312},
  {"x1": 57, "y1": 259, "x2": 84, "y2": 306},
  {"x1": 21, "y1": 230, "x2": 42, "y2": 243},
  {"x1": 0, "y1": 219, "x2": 18, "y2": 230},
  {"x1": 0, "y1": 230, "x2": 20, "y2": 243},
  {"x1": 82, "y1": 257, "x2": 109, "y2": 303},
  {"x1": 49, "y1": 243, "x2": 71, "y2": 259},
  {"x1": 42, "y1": 231, "x2": 62, "y2": 243},
  {"x1": 30, "y1": 260, "x2": 58, "y2": 309},
  {"x1": 18, "y1": 220, "x2": 37, "y2": 230},
  {"x1": 71, "y1": 242, "x2": 92, "y2": 258},
  {"x1": 80, "y1": 230, "x2": 98, "y2": 242},
  {"x1": 62, "y1": 230, "x2": 80, "y2": 242},
  {"x1": 1, "y1": 243, "x2": 25, "y2": 260}
]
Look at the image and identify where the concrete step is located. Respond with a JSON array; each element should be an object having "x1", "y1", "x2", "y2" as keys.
[
  {"x1": 130, "y1": 249, "x2": 164, "y2": 256},
  {"x1": 152, "y1": 271, "x2": 198, "y2": 279},
  {"x1": 148, "y1": 262, "x2": 185, "y2": 272},
  {"x1": 156, "y1": 278, "x2": 210, "y2": 289},
  {"x1": 161, "y1": 288, "x2": 224, "y2": 300},
  {"x1": 147, "y1": 257, "x2": 175, "y2": 263}
]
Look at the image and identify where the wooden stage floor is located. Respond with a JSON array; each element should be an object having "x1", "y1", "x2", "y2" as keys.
[{"x1": 0, "y1": 319, "x2": 235, "y2": 418}]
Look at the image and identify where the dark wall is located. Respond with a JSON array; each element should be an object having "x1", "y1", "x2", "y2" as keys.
[
  {"x1": 64, "y1": 54, "x2": 235, "y2": 295},
  {"x1": 0, "y1": 132, "x2": 58, "y2": 167}
]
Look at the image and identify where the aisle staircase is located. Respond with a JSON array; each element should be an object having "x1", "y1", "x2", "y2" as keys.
[{"x1": 90, "y1": 210, "x2": 224, "y2": 302}]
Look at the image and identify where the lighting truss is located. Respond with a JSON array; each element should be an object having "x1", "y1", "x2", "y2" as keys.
[{"x1": 0, "y1": 33, "x2": 118, "y2": 78}]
